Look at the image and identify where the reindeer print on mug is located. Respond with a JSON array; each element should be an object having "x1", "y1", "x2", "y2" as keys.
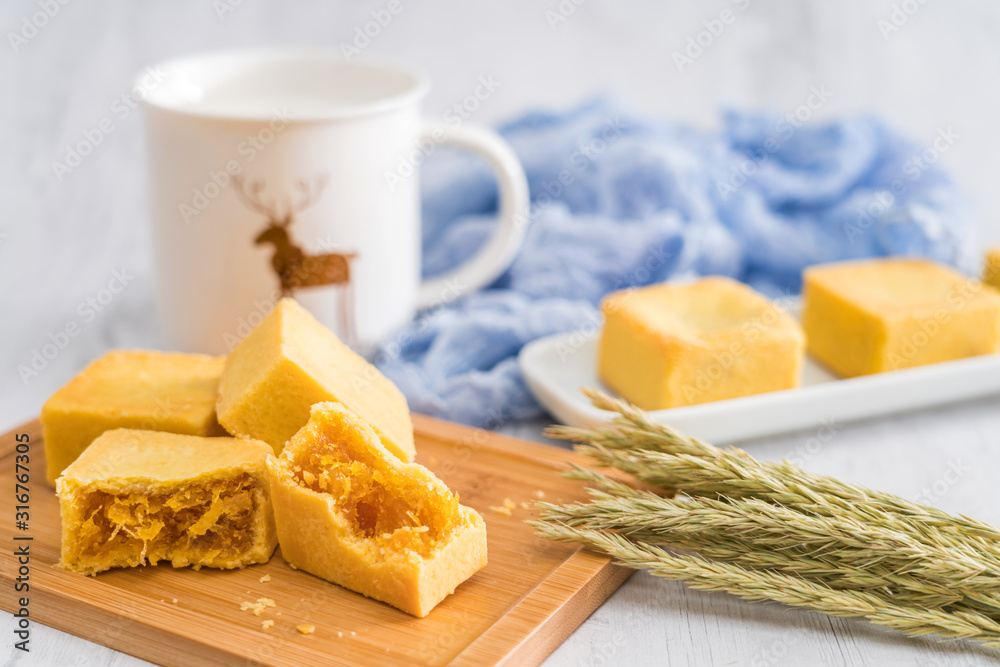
[{"x1": 233, "y1": 174, "x2": 358, "y2": 340}]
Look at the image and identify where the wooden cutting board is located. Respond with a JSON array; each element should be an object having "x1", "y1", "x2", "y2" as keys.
[{"x1": 0, "y1": 416, "x2": 630, "y2": 666}]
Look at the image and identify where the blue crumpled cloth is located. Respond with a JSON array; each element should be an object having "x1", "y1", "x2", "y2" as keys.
[{"x1": 374, "y1": 97, "x2": 977, "y2": 427}]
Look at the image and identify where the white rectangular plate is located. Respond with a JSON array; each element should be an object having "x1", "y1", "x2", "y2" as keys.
[{"x1": 518, "y1": 313, "x2": 1000, "y2": 443}]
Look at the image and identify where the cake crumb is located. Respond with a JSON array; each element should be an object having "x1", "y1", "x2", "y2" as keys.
[
  {"x1": 350, "y1": 631, "x2": 356, "y2": 637},
  {"x1": 490, "y1": 503, "x2": 513, "y2": 516},
  {"x1": 241, "y1": 597, "x2": 277, "y2": 616},
  {"x1": 297, "y1": 624, "x2": 316, "y2": 635},
  {"x1": 171, "y1": 598, "x2": 178, "y2": 604},
  {"x1": 288, "y1": 563, "x2": 298, "y2": 570},
  {"x1": 532, "y1": 490, "x2": 546, "y2": 500},
  {"x1": 490, "y1": 497, "x2": 516, "y2": 515},
  {"x1": 520, "y1": 501, "x2": 533, "y2": 510},
  {"x1": 259, "y1": 574, "x2": 271, "y2": 583},
  {"x1": 337, "y1": 631, "x2": 343, "y2": 638},
  {"x1": 261, "y1": 620, "x2": 275, "y2": 630}
]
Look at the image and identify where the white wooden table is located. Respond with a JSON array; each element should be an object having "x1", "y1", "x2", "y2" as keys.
[
  {"x1": 4, "y1": 0, "x2": 1000, "y2": 665},
  {"x1": 6, "y1": 407, "x2": 1000, "y2": 666}
]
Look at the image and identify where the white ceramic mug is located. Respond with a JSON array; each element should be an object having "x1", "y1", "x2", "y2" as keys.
[{"x1": 140, "y1": 49, "x2": 528, "y2": 354}]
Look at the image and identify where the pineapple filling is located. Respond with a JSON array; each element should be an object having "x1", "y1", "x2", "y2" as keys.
[
  {"x1": 71, "y1": 473, "x2": 259, "y2": 567},
  {"x1": 287, "y1": 434, "x2": 461, "y2": 558}
]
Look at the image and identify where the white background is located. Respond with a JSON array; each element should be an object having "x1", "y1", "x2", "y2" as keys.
[{"x1": 3, "y1": 1, "x2": 1000, "y2": 665}]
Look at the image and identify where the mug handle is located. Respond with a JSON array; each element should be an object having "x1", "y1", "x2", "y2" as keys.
[{"x1": 417, "y1": 121, "x2": 530, "y2": 308}]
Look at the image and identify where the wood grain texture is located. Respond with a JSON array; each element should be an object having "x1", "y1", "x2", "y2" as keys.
[{"x1": 0, "y1": 416, "x2": 630, "y2": 667}]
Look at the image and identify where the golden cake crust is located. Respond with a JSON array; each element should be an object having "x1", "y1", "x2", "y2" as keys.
[
  {"x1": 602, "y1": 277, "x2": 803, "y2": 347},
  {"x1": 217, "y1": 298, "x2": 414, "y2": 461},
  {"x1": 802, "y1": 258, "x2": 1000, "y2": 377},
  {"x1": 598, "y1": 277, "x2": 804, "y2": 410},
  {"x1": 985, "y1": 247, "x2": 1000, "y2": 291},
  {"x1": 41, "y1": 350, "x2": 225, "y2": 485},
  {"x1": 61, "y1": 429, "x2": 273, "y2": 485},
  {"x1": 805, "y1": 258, "x2": 1000, "y2": 317},
  {"x1": 58, "y1": 429, "x2": 277, "y2": 575},
  {"x1": 267, "y1": 401, "x2": 487, "y2": 617}
]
